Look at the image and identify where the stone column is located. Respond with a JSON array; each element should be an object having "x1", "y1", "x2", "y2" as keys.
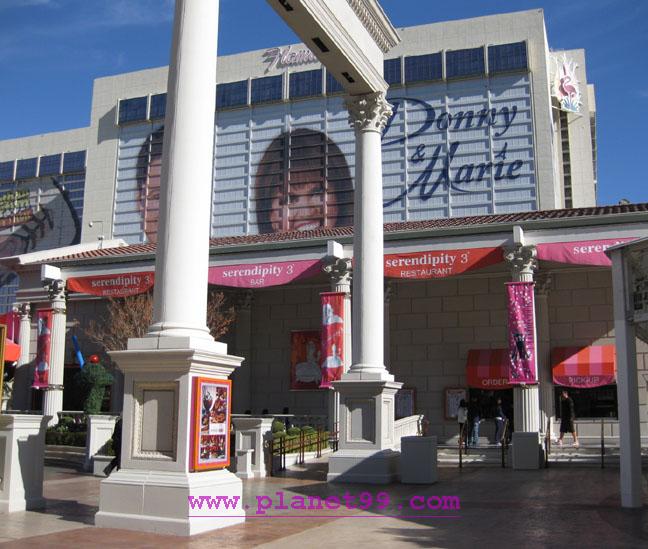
[
  {"x1": 328, "y1": 92, "x2": 402, "y2": 484},
  {"x1": 96, "y1": 0, "x2": 244, "y2": 536},
  {"x1": 323, "y1": 257, "x2": 352, "y2": 433},
  {"x1": 232, "y1": 290, "x2": 253, "y2": 413},
  {"x1": 11, "y1": 303, "x2": 32, "y2": 411},
  {"x1": 384, "y1": 281, "x2": 394, "y2": 365},
  {"x1": 42, "y1": 280, "x2": 66, "y2": 427},
  {"x1": 535, "y1": 274, "x2": 554, "y2": 439}
]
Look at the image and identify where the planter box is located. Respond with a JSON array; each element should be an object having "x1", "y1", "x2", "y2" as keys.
[{"x1": 93, "y1": 455, "x2": 114, "y2": 477}]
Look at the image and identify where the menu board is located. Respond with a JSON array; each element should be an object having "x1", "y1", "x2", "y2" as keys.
[{"x1": 191, "y1": 377, "x2": 231, "y2": 471}]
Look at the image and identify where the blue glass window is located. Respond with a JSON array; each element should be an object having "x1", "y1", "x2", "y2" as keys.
[
  {"x1": 118, "y1": 96, "x2": 148, "y2": 124},
  {"x1": 150, "y1": 93, "x2": 167, "y2": 119},
  {"x1": 0, "y1": 161, "x2": 14, "y2": 182},
  {"x1": 289, "y1": 69, "x2": 323, "y2": 99},
  {"x1": 384, "y1": 58, "x2": 401, "y2": 85},
  {"x1": 62, "y1": 151, "x2": 86, "y2": 173},
  {"x1": 446, "y1": 47, "x2": 485, "y2": 79},
  {"x1": 216, "y1": 80, "x2": 248, "y2": 109},
  {"x1": 15, "y1": 158, "x2": 37, "y2": 180},
  {"x1": 404, "y1": 53, "x2": 442, "y2": 84},
  {"x1": 326, "y1": 71, "x2": 343, "y2": 94},
  {"x1": 251, "y1": 75, "x2": 283, "y2": 104},
  {"x1": 488, "y1": 42, "x2": 528, "y2": 74},
  {"x1": 38, "y1": 154, "x2": 61, "y2": 176}
]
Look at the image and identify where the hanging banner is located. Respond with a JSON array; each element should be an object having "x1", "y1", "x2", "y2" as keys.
[
  {"x1": 384, "y1": 247, "x2": 502, "y2": 279},
  {"x1": 506, "y1": 282, "x2": 537, "y2": 385},
  {"x1": 319, "y1": 292, "x2": 345, "y2": 389},
  {"x1": 536, "y1": 238, "x2": 637, "y2": 267},
  {"x1": 208, "y1": 259, "x2": 322, "y2": 288},
  {"x1": 33, "y1": 309, "x2": 53, "y2": 389},
  {"x1": 67, "y1": 272, "x2": 154, "y2": 297},
  {"x1": 0, "y1": 311, "x2": 20, "y2": 341},
  {"x1": 290, "y1": 330, "x2": 322, "y2": 390},
  {"x1": 190, "y1": 377, "x2": 231, "y2": 471}
]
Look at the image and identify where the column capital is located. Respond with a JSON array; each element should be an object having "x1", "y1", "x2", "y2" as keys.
[
  {"x1": 345, "y1": 92, "x2": 392, "y2": 133},
  {"x1": 44, "y1": 279, "x2": 66, "y2": 303},
  {"x1": 14, "y1": 302, "x2": 31, "y2": 317},
  {"x1": 505, "y1": 244, "x2": 537, "y2": 282},
  {"x1": 323, "y1": 257, "x2": 352, "y2": 293}
]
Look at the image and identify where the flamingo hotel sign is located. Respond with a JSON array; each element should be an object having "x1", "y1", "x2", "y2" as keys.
[{"x1": 262, "y1": 45, "x2": 318, "y2": 73}]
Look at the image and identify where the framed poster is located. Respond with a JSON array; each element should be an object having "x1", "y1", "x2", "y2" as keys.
[
  {"x1": 445, "y1": 387, "x2": 467, "y2": 420},
  {"x1": 290, "y1": 330, "x2": 322, "y2": 390},
  {"x1": 191, "y1": 377, "x2": 231, "y2": 471},
  {"x1": 395, "y1": 387, "x2": 416, "y2": 420}
]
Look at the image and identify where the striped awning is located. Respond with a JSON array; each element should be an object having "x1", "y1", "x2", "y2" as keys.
[
  {"x1": 466, "y1": 349, "x2": 513, "y2": 390},
  {"x1": 552, "y1": 346, "x2": 616, "y2": 388}
]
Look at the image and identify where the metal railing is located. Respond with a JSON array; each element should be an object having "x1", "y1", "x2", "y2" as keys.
[{"x1": 270, "y1": 428, "x2": 330, "y2": 475}]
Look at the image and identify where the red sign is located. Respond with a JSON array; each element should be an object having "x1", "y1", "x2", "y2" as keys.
[
  {"x1": 33, "y1": 309, "x2": 53, "y2": 388},
  {"x1": 506, "y1": 282, "x2": 537, "y2": 385},
  {"x1": 290, "y1": 331, "x2": 322, "y2": 390},
  {"x1": 208, "y1": 259, "x2": 322, "y2": 288},
  {"x1": 384, "y1": 247, "x2": 502, "y2": 279},
  {"x1": 191, "y1": 377, "x2": 231, "y2": 471},
  {"x1": 320, "y1": 292, "x2": 345, "y2": 389},
  {"x1": 67, "y1": 272, "x2": 154, "y2": 297},
  {"x1": 536, "y1": 238, "x2": 637, "y2": 266}
]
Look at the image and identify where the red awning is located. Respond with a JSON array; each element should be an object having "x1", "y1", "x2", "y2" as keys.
[
  {"x1": 4, "y1": 339, "x2": 21, "y2": 363},
  {"x1": 552, "y1": 346, "x2": 616, "y2": 388},
  {"x1": 466, "y1": 349, "x2": 513, "y2": 390}
]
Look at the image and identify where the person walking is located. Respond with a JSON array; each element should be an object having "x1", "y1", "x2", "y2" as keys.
[
  {"x1": 468, "y1": 396, "x2": 481, "y2": 447},
  {"x1": 457, "y1": 399, "x2": 468, "y2": 448},
  {"x1": 494, "y1": 398, "x2": 506, "y2": 446},
  {"x1": 558, "y1": 390, "x2": 579, "y2": 448},
  {"x1": 103, "y1": 416, "x2": 122, "y2": 476}
]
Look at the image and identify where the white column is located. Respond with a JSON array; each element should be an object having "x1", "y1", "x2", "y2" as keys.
[
  {"x1": 346, "y1": 92, "x2": 393, "y2": 381},
  {"x1": 146, "y1": 0, "x2": 219, "y2": 342},
  {"x1": 505, "y1": 245, "x2": 540, "y2": 433},
  {"x1": 609, "y1": 248, "x2": 642, "y2": 508},
  {"x1": 535, "y1": 274, "x2": 554, "y2": 438},
  {"x1": 323, "y1": 257, "x2": 352, "y2": 432},
  {"x1": 384, "y1": 281, "x2": 393, "y2": 365},
  {"x1": 42, "y1": 281, "x2": 66, "y2": 427},
  {"x1": 11, "y1": 303, "x2": 31, "y2": 411}
]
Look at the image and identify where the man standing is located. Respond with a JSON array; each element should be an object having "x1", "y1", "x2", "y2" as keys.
[
  {"x1": 558, "y1": 390, "x2": 579, "y2": 448},
  {"x1": 468, "y1": 395, "x2": 481, "y2": 447}
]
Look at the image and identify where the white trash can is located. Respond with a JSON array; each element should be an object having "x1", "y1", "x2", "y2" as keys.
[{"x1": 400, "y1": 436, "x2": 438, "y2": 484}]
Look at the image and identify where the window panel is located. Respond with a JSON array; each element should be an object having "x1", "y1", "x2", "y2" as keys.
[
  {"x1": 289, "y1": 69, "x2": 322, "y2": 99},
  {"x1": 118, "y1": 96, "x2": 148, "y2": 124},
  {"x1": 38, "y1": 154, "x2": 61, "y2": 176},
  {"x1": 384, "y1": 58, "x2": 401, "y2": 85},
  {"x1": 62, "y1": 150, "x2": 86, "y2": 173},
  {"x1": 216, "y1": 80, "x2": 248, "y2": 109},
  {"x1": 326, "y1": 71, "x2": 344, "y2": 94},
  {"x1": 488, "y1": 42, "x2": 528, "y2": 74},
  {"x1": 0, "y1": 161, "x2": 14, "y2": 182},
  {"x1": 149, "y1": 93, "x2": 167, "y2": 119},
  {"x1": 251, "y1": 75, "x2": 283, "y2": 104},
  {"x1": 446, "y1": 47, "x2": 485, "y2": 79},
  {"x1": 404, "y1": 53, "x2": 442, "y2": 84},
  {"x1": 15, "y1": 158, "x2": 37, "y2": 180}
]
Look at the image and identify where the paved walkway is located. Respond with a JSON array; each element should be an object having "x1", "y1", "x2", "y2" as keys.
[{"x1": 1, "y1": 460, "x2": 647, "y2": 548}]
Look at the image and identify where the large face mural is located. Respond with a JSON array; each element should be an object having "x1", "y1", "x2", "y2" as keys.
[{"x1": 114, "y1": 72, "x2": 536, "y2": 243}]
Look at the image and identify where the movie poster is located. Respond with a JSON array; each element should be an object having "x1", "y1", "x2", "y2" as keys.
[
  {"x1": 320, "y1": 292, "x2": 345, "y2": 389},
  {"x1": 506, "y1": 282, "x2": 537, "y2": 384},
  {"x1": 191, "y1": 377, "x2": 231, "y2": 471},
  {"x1": 32, "y1": 309, "x2": 53, "y2": 389},
  {"x1": 290, "y1": 330, "x2": 322, "y2": 390}
]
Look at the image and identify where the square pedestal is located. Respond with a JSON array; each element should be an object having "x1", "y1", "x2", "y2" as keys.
[
  {"x1": 512, "y1": 432, "x2": 543, "y2": 470},
  {"x1": 231, "y1": 416, "x2": 274, "y2": 478},
  {"x1": 400, "y1": 436, "x2": 438, "y2": 484}
]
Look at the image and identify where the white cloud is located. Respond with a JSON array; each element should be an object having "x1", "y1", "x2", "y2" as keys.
[{"x1": 0, "y1": 0, "x2": 55, "y2": 10}]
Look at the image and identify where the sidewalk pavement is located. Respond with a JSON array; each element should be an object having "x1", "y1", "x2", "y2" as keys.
[{"x1": 0, "y1": 459, "x2": 646, "y2": 548}]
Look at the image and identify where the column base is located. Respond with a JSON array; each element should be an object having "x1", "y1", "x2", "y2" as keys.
[
  {"x1": 327, "y1": 448, "x2": 400, "y2": 484},
  {"x1": 95, "y1": 468, "x2": 244, "y2": 536},
  {"x1": 511, "y1": 432, "x2": 543, "y2": 470}
]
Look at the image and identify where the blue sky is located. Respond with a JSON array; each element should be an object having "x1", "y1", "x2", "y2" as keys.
[{"x1": 0, "y1": 0, "x2": 646, "y2": 206}]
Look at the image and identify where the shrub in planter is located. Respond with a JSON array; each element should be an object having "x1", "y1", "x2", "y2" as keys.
[
  {"x1": 271, "y1": 419, "x2": 286, "y2": 433},
  {"x1": 73, "y1": 355, "x2": 114, "y2": 414},
  {"x1": 286, "y1": 426, "x2": 301, "y2": 436},
  {"x1": 46, "y1": 430, "x2": 87, "y2": 447}
]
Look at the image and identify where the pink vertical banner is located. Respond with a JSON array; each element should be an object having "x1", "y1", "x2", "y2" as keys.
[
  {"x1": 319, "y1": 292, "x2": 345, "y2": 389},
  {"x1": 32, "y1": 309, "x2": 53, "y2": 388},
  {"x1": 506, "y1": 282, "x2": 537, "y2": 385}
]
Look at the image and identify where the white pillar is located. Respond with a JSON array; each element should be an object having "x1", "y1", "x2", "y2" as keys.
[
  {"x1": 505, "y1": 245, "x2": 540, "y2": 433},
  {"x1": 42, "y1": 281, "x2": 66, "y2": 427},
  {"x1": 328, "y1": 93, "x2": 402, "y2": 484},
  {"x1": 323, "y1": 257, "x2": 352, "y2": 433},
  {"x1": 384, "y1": 281, "x2": 393, "y2": 365},
  {"x1": 97, "y1": 0, "x2": 244, "y2": 536},
  {"x1": 609, "y1": 248, "x2": 642, "y2": 508},
  {"x1": 535, "y1": 274, "x2": 553, "y2": 438},
  {"x1": 11, "y1": 303, "x2": 32, "y2": 411}
]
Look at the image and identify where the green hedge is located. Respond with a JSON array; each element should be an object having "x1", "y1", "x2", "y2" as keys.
[
  {"x1": 46, "y1": 431, "x2": 87, "y2": 447},
  {"x1": 272, "y1": 430, "x2": 329, "y2": 454}
]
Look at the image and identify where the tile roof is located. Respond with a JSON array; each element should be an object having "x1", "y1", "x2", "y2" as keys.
[{"x1": 41, "y1": 203, "x2": 648, "y2": 264}]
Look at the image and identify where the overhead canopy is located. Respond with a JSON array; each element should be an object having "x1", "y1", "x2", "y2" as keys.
[
  {"x1": 4, "y1": 339, "x2": 21, "y2": 363},
  {"x1": 552, "y1": 346, "x2": 616, "y2": 388},
  {"x1": 466, "y1": 349, "x2": 513, "y2": 390}
]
